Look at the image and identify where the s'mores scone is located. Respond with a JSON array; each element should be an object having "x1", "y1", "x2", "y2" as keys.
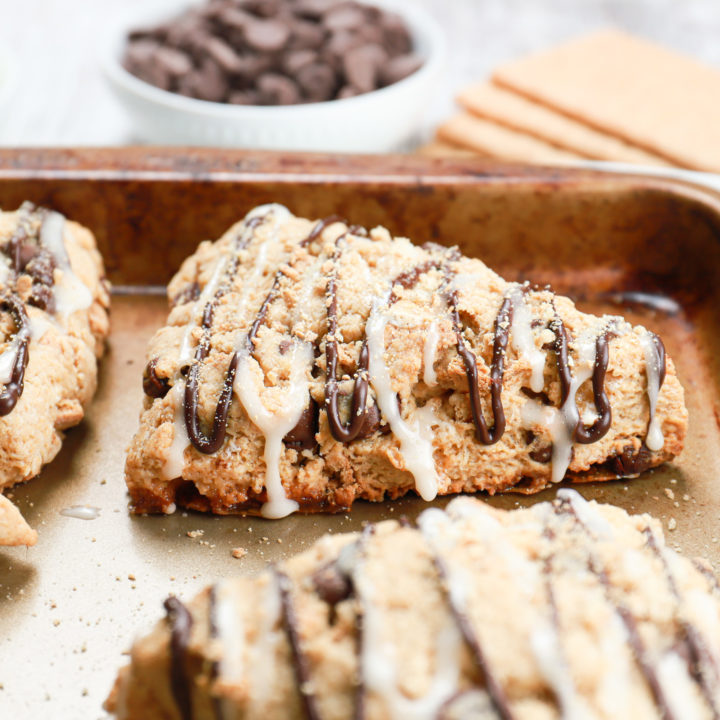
[
  {"x1": 107, "y1": 490, "x2": 720, "y2": 719},
  {"x1": 0, "y1": 202, "x2": 110, "y2": 546},
  {"x1": 126, "y1": 204, "x2": 686, "y2": 518}
]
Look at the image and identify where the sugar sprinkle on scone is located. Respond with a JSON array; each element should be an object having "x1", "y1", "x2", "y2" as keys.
[
  {"x1": 106, "y1": 490, "x2": 720, "y2": 719},
  {"x1": 126, "y1": 204, "x2": 686, "y2": 518},
  {"x1": 0, "y1": 202, "x2": 110, "y2": 545}
]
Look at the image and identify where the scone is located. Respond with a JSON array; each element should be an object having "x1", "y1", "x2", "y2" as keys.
[
  {"x1": 0, "y1": 202, "x2": 110, "y2": 545},
  {"x1": 106, "y1": 489, "x2": 720, "y2": 719},
  {"x1": 126, "y1": 204, "x2": 686, "y2": 518}
]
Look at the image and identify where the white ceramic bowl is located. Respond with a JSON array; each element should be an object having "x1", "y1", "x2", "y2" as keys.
[{"x1": 102, "y1": 1, "x2": 445, "y2": 151}]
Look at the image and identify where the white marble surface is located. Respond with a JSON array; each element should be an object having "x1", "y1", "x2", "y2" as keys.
[{"x1": 1, "y1": 0, "x2": 720, "y2": 147}]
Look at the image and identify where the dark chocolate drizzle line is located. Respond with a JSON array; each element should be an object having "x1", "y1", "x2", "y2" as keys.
[
  {"x1": 183, "y1": 213, "x2": 347, "y2": 454},
  {"x1": 425, "y1": 543, "x2": 516, "y2": 720},
  {"x1": 207, "y1": 585, "x2": 224, "y2": 720},
  {"x1": 574, "y1": 330, "x2": 613, "y2": 444},
  {"x1": 553, "y1": 497, "x2": 679, "y2": 720},
  {"x1": 163, "y1": 596, "x2": 194, "y2": 720},
  {"x1": 183, "y1": 214, "x2": 267, "y2": 454},
  {"x1": 549, "y1": 317, "x2": 614, "y2": 444},
  {"x1": 0, "y1": 294, "x2": 31, "y2": 416},
  {"x1": 276, "y1": 568, "x2": 323, "y2": 720},
  {"x1": 324, "y1": 233, "x2": 373, "y2": 443},
  {"x1": 352, "y1": 525, "x2": 376, "y2": 720},
  {"x1": 652, "y1": 332, "x2": 667, "y2": 388},
  {"x1": 184, "y1": 300, "x2": 239, "y2": 454},
  {"x1": 442, "y1": 264, "x2": 512, "y2": 445},
  {"x1": 644, "y1": 528, "x2": 720, "y2": 718}
]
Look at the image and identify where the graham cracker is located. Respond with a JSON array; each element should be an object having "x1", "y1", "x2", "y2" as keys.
[
  {"x1": 416, "y1": 139, "x2": 482, "y2": 158},
  {"x1": 437, "y1": 113, "x2": 585, "y2": 165},
  {"x1": 458, "y1": 82, "x2": 669, "y2": 166},
  {"x1": 492, "y1": 29, "x2": 720, "y2": 171}
]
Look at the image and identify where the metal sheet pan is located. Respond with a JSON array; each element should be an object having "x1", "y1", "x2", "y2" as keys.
[{"x1": 0, "y1": 149, "x2": 718, "y2": 717}]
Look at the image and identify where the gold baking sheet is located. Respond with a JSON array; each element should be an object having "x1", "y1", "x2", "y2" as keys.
[{"x1": 0, "y1": 150, "x2": 717, "y2": 717}]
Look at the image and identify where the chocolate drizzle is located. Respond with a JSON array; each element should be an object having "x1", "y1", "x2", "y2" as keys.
[
  {"x1": 0, "y1": 294, "x2": 31, "y2": 416},
  {"x1": 444, "y1": 267, "x2": 512, "y2": 446},
  {"x1": 163, "y1": 596, "x2": 194, "y2": 720},
  {"x1": 182, "y1": 214, "x2": 267, "y2": 453},
  {"x1": 184, "y1": 300, "x2": 239, "y2": 454},
  {"x1": 554, "y1": 496, "x2": 680, "y2": 720},
  {"x1": 644, "y1": 528, "x2": 720, "y2": 717},
  {"x1": 574, "y1": 330, "x2": 613, "y2": 444},
  {"x1": 276, "y1": 569, "x2": 323, "y2": 720},
  {"x1": 324, "y1": 234, "x2": 374, "y2": 443},
  {"x1": 428, "y1": 546, "x2": 516, "y2": 720}
]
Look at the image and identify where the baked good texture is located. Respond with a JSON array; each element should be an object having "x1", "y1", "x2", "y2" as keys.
[
  {"x1": 0, "y1": 202, "x2": 110, "y2": 546},
  {"x1": 126, "y1": 204, "x2": 686, "y2": 518},
  {"x1": 106, "y1": 489, "x2": 720, "y2": 719}
]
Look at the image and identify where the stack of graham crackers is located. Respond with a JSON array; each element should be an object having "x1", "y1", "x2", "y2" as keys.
[{"x1": 425, "y1": 29, "x2": 720, "y2": 171}]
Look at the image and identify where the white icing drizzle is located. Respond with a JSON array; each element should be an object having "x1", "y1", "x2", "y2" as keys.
[
  {"x1": 428, "y1": 498, "x2": 591, "y2": 719},
  {"x1": 656, "y1": 651, "x2": 708, "y2": 720},
  {"x1": 234, "y1": 341, "x2": 312, "y2": 519},
  {"x1": 597, "y1": 611, "x2": 633, "y2": 717},
  {"x1": 531, "y1": 623, "x2": 594, "y2": 720},
  {"x1": 247, "y1": 575, "x2": 283, "y2": 710},
  {"x1": 355, "y1": 555, "x2": 463, "y2": 719},
  {"x1": 555, "y1": 488, "x2": 614, "y2": 539},
  {"x1": 560, "y1": 332, "x2": 598, "y2": 436},
  {"x1": 39, "y1": 211, "x2": 93, "y2": 318},
  {"x1": 509, "y1": 286, "x2": 545, "y2": 393},
  {"x1": 214, "y1": 579, "x2": 246, "y2": 720},
  {"x1": 366, "y1": 301, "x2": 440, "y2": 501},
  {"x1": 520, "y1": 331, "x2": 599, "y2": 484},
  {"x1": 162, "y1": 383, "x2": 188, "y2": 482},
  {"x1": 0, "y1": 256, "x2": 10, "y2": 287},
  {"x1": 640, "y1": 329, "x2": 664, "y2": 452},
  {"x1": 521, "y1": 400, "x2": 572, "y2": 483},
  {"x1": 0, "y1": 333, "x2": 24, "y2": 384},
  {"x1": 422, "y1": 319, "x2": 440, "y2": 387},
  {"x1": 164, "y1": 205, "x2": 292, "y2": 478},
  {"x1": 59, "y1": 505, "x2": 100, "y2": 520}
]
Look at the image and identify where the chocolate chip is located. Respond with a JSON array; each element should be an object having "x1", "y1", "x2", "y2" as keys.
[
  {"x1": 287, "y1": 18, "x2": 326, "y2": 51},
  {"x1": 205, "y1": 36, "x2": 244, "y2": 72},
  {"x1": 244, "y1": 18, "x2": 290, "y2": 52},
  {"x1": 337, "y1": 84, "x2": 360, "y2": 99},
  {"x1": 312, "y1": 561, "x2": 353, "y2": 605},
  {"x1": 608, "y1": 444, "x2": 653, "y2": 477},
  {"x1": 343, "y1": 43, "x2": 387, "y2": 93},
  {"x1": 154, "y1": 46, "x2": 193, "y2": 76},
  {"x1": 379, "y1": 52, "x2": 423, "y2": 86},
  {"x1": 295, "y1": 0, "x2": 338, "y2": 20},
  {"x1": 297, "y1": 62, "x2": 336, "y2": 101},
  {"x1": 257, "y1": 73, "x2": 301, "y2": 105},
  {"x1": 282, "y1": 49, "x2": 317, "y2": 75},
  {"x1": 143, "y1": 359, "x2": 171, "y2": 399},
  {"x1": 284, "y1": 399, "x2": 318, "y2": 450},
  {"x1": 530, "y1": 445, "x2": 552, "y2": 464},
  {"x1": 228, "y1": 90, "x2": 261, "y2": 105},
  {"x1": 122, "y1": 0, "x2": 418, "y2": 105},
  {"x1": 323, "y1": 3, "x2": 367, "y2": 31}
]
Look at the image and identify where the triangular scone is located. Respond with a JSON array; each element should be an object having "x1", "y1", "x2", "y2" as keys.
[
  {"x1": 126, "y1": 205, "x2": 687, "y2": 517},
  {"x1": 0, "y1": 203, "x2": 110, "y2": 545},
  {"x1": 0, "y1": 494, "x2": 37, "y2": 546},
  {"x1": 106, "y1": 491, "x2": 720, "y2": 719}
]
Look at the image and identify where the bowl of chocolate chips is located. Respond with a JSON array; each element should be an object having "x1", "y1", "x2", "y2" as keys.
[{"x1": 103, "y1": 0, "x2": 444, "y2": 151}]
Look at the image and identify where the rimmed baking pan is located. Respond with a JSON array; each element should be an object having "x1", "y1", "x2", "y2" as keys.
[{"x1": 0, "y1": 149, "x2": 718, "y2": 716}]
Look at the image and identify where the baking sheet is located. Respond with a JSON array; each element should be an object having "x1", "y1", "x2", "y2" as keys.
[{"x1": 0, "y1": 150, "x2": 719, "y2": 717}]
